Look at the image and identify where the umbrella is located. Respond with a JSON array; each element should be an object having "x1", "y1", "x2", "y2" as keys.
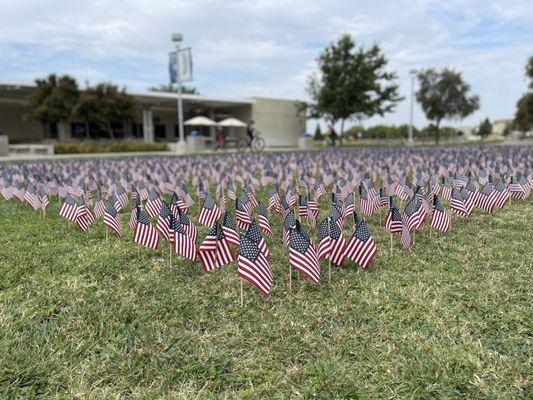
[
  {"x1": 218, "y1": 117, "x2": 247, "y2": 128},
  {"x1": 184, "y1": 116, "x2": 218, "y2": 126}
]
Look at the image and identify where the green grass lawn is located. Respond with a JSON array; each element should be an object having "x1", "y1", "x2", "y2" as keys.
[{"x1": 0, "y1": 197, "x2": 531, "y2": 399}]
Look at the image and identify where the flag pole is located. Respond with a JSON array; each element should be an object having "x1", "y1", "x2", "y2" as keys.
[
  {"x1": 240, "y1": 279, "x2": 244, "y2": 307},
  {"x1": 390, "y1": 232, "x2": 393, "y2": 253},
  {"x1": 169, "y1": 242, "x2": 172, "y2": 268},
  {"x1": 327, "y1": 217, "x2": 332, "y2": 283},
  {"x1": 105, "y1": 227, "x2": 108, "y2": 242},
  {"x1": 288, "y1": 264, "x2": 292, "y2": 295}
]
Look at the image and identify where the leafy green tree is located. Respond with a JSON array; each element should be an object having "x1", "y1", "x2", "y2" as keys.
[
  {"x1": 415, "y1": 68, "x2": 480, "y2": 144},
  {"x1": 149, "y1": 84, "x2": 199, "y2": 95},
  {"x1": 514, "y1": 56, "x2": 533, "y2": 137},
  {"x1": 74, "y1": 83, "x2": 137, "y2": 139},
  {"x1": 313, "y1": 124, "x2": 323, "y2": 141},
  {"x1": 476, "y1": 118, "x2": 492, "y2": 139},
  {"x1": 26, "y1": 74, "x2": 80, "y2": 134},
  {"x1": 303, "y1": 34, "x2": 402, "y2": 135}
]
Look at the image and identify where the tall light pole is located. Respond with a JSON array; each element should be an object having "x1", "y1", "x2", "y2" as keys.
[
  {"x1": 172, "y1": 32, "x2": 185, "y2": 151},
  {"x1": 408, "y1": 68, "x2": 417, "y2": 145}
]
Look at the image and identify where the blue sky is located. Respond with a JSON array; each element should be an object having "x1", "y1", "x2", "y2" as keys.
[{"x1": 1, "y1": 0, "x2": 532, "y2": 131}]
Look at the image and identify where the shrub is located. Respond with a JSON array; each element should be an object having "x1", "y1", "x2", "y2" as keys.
[{"x1": 54, "y1": 141, "x2": 168, "y2": 154}]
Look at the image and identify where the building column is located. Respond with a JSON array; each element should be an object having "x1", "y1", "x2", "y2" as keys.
[
  {"x1": 209, "y1": 109, "x2": 216, "y2": 140},
  {"x1": 142, "y1": 108, "x2": 154, "y2": 142},
  {"x1": 57, "y1": 122, "x2": 70, "y2": 141}
]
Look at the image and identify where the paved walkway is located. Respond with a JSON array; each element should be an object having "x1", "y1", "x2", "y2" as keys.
[{"x1": 0, "y1": 147, "x2": 299, "y2": 162}]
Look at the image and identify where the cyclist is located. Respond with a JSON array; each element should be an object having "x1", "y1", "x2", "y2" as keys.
[{"x1": 246, "y1": 120, "x2": 256, "y2": 147}]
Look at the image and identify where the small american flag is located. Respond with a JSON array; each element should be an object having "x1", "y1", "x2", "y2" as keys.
[
  {"x1": 145, "y1": 190, "x2": 162, "y2": 218},
  {"x1": 359, "y1": 184, "x2": 373, "y2": 217},
  {"x1": 345, "y1": 214, "x2": 377, "y2": 269},
  {"x1": 289, "y1": 221, "x2": 320, "y2": 284},
  {"x1": 171, "y1": 216, "x2": 196, "y2": 261},
  {"x1": 493, "y1": 179, "x2": 510, "y2": 208},
  {"x1": 238, "y1": 235, "x2": 273, "y2": 295},
  {"x1": 298, "y1": 194, "x2": 308, "y2": 218},
  {"x1": 75, "y1": 197, "x2": 95, "y2": 232},
  {"x1": 282, "y1": 209, "x2": 296, "y2": 248},
  {"x1": 385, "y1": 197, "x2": 403, "y2": 234},
  {"x1": 236, "y1": 197, "x2": 252, "y2": 230},
  {"x1": 307, "y1": 194, "x2": 319, "y2": 228},
  {"x1": 451, "y1": 188, "x2": 469, "y2": 217},
  {"x1": 156, "y1": 201, "x2": 172, "y2": 241},
  {"x1": 198, "y1": 195, "x2": 221, "y2": 227},
  {"x1": 430, "y1": 195, "x2": 451, "y2": 233},
  {"x1": 476, "y1": 183, "x2": 496, "y2": 213},
  {"x1": 246, "y1": 219, "x2": 270, "y2": 260},
  {"x1": 103, "y1": 201, "x2": 122, "y2": 237},
  {"x1": 329, "y1": 214, "x2": 347, "y2": 266},
  {"x1": 133, "y1": 207, "x2": 160, "y2": 250},
  {"x1": 317, "y1": 217, "x2": 332, "y2": 261},
  {"x1": 59, "y1": 195, "x2": 78, "y2": 222},
  {"x1": 222, "y1": 211, "x2": 240, "y2": 247},
  {"x1": 258, "y1": 201, "x2": 273, "y2": 237}
]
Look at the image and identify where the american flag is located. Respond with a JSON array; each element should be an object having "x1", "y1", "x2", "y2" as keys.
[
  {"x1": 145, "y1": 190, "x2": 162, "y2": 218},
  {"x1": 395, "y1": 177, "x2": 410, "y2": 201},
  {"x1": 236, "y1": 197, "x2": 252, "y2": 230},
  {"x1": 198, "y1": 225, "x2": 234, "y2": 272},
  {"x1": 298, "y1": 194, "x2": 308, "y2": 218},
  {"x1": 40, "y1": 189, "x2": 50, "y2": 211},
  {"x1": 403, "y1": 196, "x2": 423, "y2": 231},
  {"x1": 59, "y1": 195, "x2": 78, "y2": 222},
  {"x1": 128, "y1": 196, "x2": 142, "y2": 229},
  {"x1": 136, "y1": 182, "x2": 149, "y2": 201},
  {"x1": 493, "y1": 179, "x2": 510, "y2": 208},
  {"x1": 344, "y1": 193, "x2": 355, "y2": 216},
  {"x1": 289, "y1": 221, "x2": 320, "y2": 284},
  {"x1": 267, "y1": 185, "x2": 281, "y2": 211},
  {"x1": 344, "y1": 214, "x2": 377, "y2": 269},
  {"x1": 286, "y1": 189, "x2": 297, "y2": 208},
  {"x1": 227, "y1": 181, "x2": 236, "y2": 201},
  {"x1": 114, "y1": 186, "x2": 129, "y2": 212},
  {"x1": 509, "y1": 176, "x2": 528, "y2": 200},
  {"x1": 94, "y1": 190, "x2": 105, "y2": 218},
  {"x1": 378, "y1": 187, "x2": 388, "y2": 208},
  {"x1": 307, "y1": 194, "x2": 319, "y2": 228},
  {"x1": 133, "y1": 207, "x2": 160, "y2": 250},
  {"x1": 171, "y1": 216, "x2": 196, "y2": 261},
  {"x1": 453, "y1": 172, "x2": 468, "y2": 189},
  {"x1": 258, "y1": 201, "x2": 273, "y2": 237},
  {"x1": 329, "y1": 213, "x2": 347, "y2": 266},
  {"x1": 359, "y1": 184, "x2": 374, "y2": 217},
  {"x1": 400, "y1": 217, "x2": 412, "y2": 248},
  {"x1": 198, "y1": 195, "x2": 222, "y2": 227},
  {"x1": 441, "y1": 179, "x2": 452, "y2": 201},
  {"x1": 317, "y1": 217, "x2": 332, "y2": 261},
  {"x1": 178, "y1": 207, "x2": 198, "y2": 243},
  {"x1": 103, "y1": 201, "x2": 122, "y2": 237},
  {"x1": 24, "y1": 183, "x2": 41, "y2": 210},
  {"x1": 460, "y1": 187, "x2": 476, "y2": 216},
  {"x1": 385, "y1": 197, "x2": 403, "y2": 234},
  {"x1": 75, "y1": 197, "x2": 95, "y2": 232},
  {"x1": 238, "y1": 235, "x2": 273, "y2": 295},
  {"x1": 222, "y1": 211, "x2": 240, "y2": 247},
  {"x1": 282, "y1": 209, "x2": 296, "y2": 248},
  {"x1": 476, "y1": 183, "x2": 496, "y2": 213},
  {"x1": 246, "y1": 219, "x2": 270, "y2": 260},
  {"x1": 156, "y1": 201, "x2": 172, "y2": 241},
  {"x1": 315, "y1": 182, "x2": 326, "y2": 201},
  {"x1": 478, "y1": 169, "x2": 488, "y2": 186},
  {"x1": 430, "y1": 195, "x2": 451, "y2": 233},
  {"x1": 451, "y1": 188, "x2": 469, "y2": 217}
]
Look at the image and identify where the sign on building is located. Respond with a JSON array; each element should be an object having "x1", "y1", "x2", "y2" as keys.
[{"x1": 169, "y1": 48, "x2": 193, "y2": 83}]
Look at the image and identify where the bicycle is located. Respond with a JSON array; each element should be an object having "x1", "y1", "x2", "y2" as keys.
[{"x1": 237, "y1": 131, "x2": 265, "y2": 152}]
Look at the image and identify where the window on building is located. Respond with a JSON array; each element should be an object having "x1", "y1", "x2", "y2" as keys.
[{"x1": 154, "y1": 124, "x2": 166, "y2": 141}]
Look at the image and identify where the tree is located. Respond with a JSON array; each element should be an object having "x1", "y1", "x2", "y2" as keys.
[
  {"x1": 149, "y1": 84, "x2": 199, "y2": 95},
  {"x1": 303, "y1": 34, "x2": 402, "y2": 135},
  {"x1": 74, "y1": 83, "x2": 137, "y2": 139},
  {"x1": 415, "y1": 68, "x2": 480, "y2": 144},
  {"x1": 476, "y1": 118, "x2": 492, "y2": 139},
  {"x1": 26, "y1": 74, "x2": 80, "y2": 133},
  {"x1": 514, "y1": 56, "x2": 533, "y2": 137}
]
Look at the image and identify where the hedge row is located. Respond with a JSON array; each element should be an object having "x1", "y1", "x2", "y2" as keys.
[{"x1": 54, "y1": 141, "x2": 168, "y2": 154}]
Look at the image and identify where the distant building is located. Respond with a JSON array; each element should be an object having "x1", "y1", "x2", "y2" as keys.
[
  {"x1": 0, "y1": 83, "x2": 306, "y2": 147},
  {"x1": 492, "y1": 119, "x2": 513, "y2": 136}
]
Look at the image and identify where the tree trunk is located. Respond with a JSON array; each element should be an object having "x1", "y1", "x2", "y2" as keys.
[
  {"x1": 339, "y1": 119, "x2": 345, "y2": 145},
  {"x1": 107, "y1": 122, "x2": 115, "y2": 140},
  {"x1": 435, "y1": 120, "x2": 441, "y2": 145}
]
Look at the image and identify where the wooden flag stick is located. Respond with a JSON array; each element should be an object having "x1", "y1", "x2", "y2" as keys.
[
  {"x1": 390, "y1": 232, "x2": 393, "y2": 253},
  {"x1": 288, "y1": 264, "x2": 292, "y2": 294},
  {"x1": 169, "y1": 242, "x2": 172, "y2": 268},
  {"x1": 137, "y1": 243, "x2": 140, "y2": 257},
  {"x1": 105, "y1": 228, "x2": 108, "y2": 242},
  {"x1": 327, "y1": 217, "x2": 332, "y2": 283},
  {"x1": 240, "y1": 280, "x2": 244, "y2": 307}
]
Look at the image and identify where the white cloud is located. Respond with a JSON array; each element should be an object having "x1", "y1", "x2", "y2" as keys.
[{"x1": 0, "y1": 0, "x2": 532, "y2": 129}]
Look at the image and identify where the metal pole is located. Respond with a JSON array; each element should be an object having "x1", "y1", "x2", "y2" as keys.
[
  {"x1": 408, "y1": 69, "x2": 417, "y2": 144},
  {"x1": 176, "y1": 43, "x2": 185, "y2": 145}
]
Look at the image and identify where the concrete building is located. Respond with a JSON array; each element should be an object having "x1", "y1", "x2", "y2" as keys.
[
  {"x1": 492, "y1": 119, "x2": 513, "y2": 136},
  {"x1": 0, "y1": 83, "x2": 306, "y2": 148}
]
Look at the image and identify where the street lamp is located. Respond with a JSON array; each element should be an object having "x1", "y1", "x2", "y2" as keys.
[
  {"x1": 172, "y1": 32, "x2": 186, "y2": 151},
  {"x1": 408, "y1": 68, "x2": 417, "y2": 145}
]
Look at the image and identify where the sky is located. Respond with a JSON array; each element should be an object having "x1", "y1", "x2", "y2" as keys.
[{"x1": 1, "y1": 0, "x2": 532, "y2": 131}]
